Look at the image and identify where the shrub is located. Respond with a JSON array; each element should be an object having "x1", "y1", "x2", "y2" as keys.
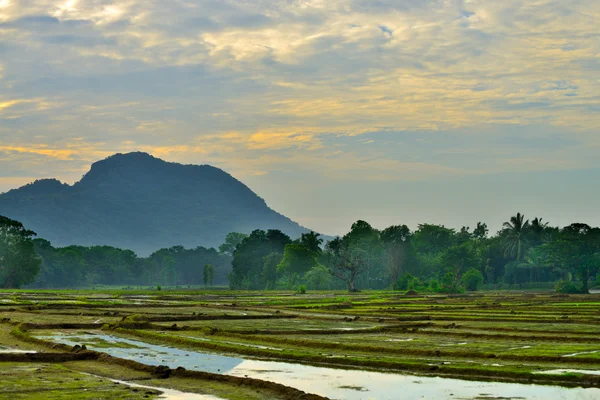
[
  {"x1": 156, "y1": 285, "x2": 161, "y2": 291},
  {"x1": 428, "y1": 278, "x2": 440, "y2": 292},
  {"x1": 461, "y1": 268, "x2": 484, "y2": 291},
  {"x1": 555, "y1": 280, "x2": 581, "y2": 294},
  {"x1": 439, "y1": 272, "x2": 464, "y2": 293},
  {"x1": 394, "y1": 273, "x2": 415, "y2": 291},
  {"x1": 298, "y1": 284, "x2": 307, "y2": 294}
]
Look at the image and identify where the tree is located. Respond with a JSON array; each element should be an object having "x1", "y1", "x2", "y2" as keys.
[
  {"x1": 266, "y1": 229, "x2": 292, "y2": 252},
  {"x1": 203, "y1": 264, "x2": 215, "y2": 287},
  {"x1": 518, "y1": 248, "x2": 547, "y2": 282},
  {"x1": 529, "y1": 217, "x2": 549, "y2": 247},
  {"x1": 229, "y1": 229, "x2": 291, "y2": 289},
  {"x1": 502, "y1": 213, "x2": 530, "y2": 260},
  {"x1": 461, "y1": 268, "x2": 484, "y2": 291},
  {"x1": 412, "y1": 224, "x2": 457, "y2": 253},
  {"x1": 441, "y1": 241, "x2": 480, "y2": 281},
  {"x1": 304, "y1": 264, "x2": 331, "y2": 290},
  {"x1": 262, "y1": 252, "x2": 282, "y2": 288},
  {"x1": 546, "y1": 223, "x2": 600, "y2": 293},
  {"x1": 277, "y1": 244, "x2": 318, "y2": 287},
  {"x1": 326, "y1": 237, "x2": 369, "y2": 292},
  {"x1": 218, "y1": 232, "x2": 248, "y2": 256},
  {"x1": 300, "y1": 231, "x2": 323, "y2": 254},
  {"x1": 0, "y1": 216, "x2": 42, "y2": 288},
  {"x1": 473, "y1": 222, "x2": 489, "y2": 242},
  {"x1": 380, "y1": 225, "x2": 411, "y2": 284},
  {"x1": 343, "y1": 220, "x2": 384, "y2": 289},
  {"x1": 55, "y1": 248, "x2": 85, "y2": 288},
  {"x1": 162, "y1": 255, "x2": 177, "y2": 285}
]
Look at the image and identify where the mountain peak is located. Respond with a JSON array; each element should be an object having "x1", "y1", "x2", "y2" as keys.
[
  {"x1": 3, "y1": 178, "x2": 67, "y2": 197},
  {"x1": 87, "y1": 151, "x2": 163, "y2": 172},
  {"x1": 102, "y1": 151, "x2": 158, "y2": 162}
]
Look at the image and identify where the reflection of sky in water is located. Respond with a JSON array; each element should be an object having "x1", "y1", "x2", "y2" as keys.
[
  {"x1": 39, "y1": 333, "x2": 600, "y2": 400},
  {"x1": 37, "y1": 334, "x2": 243, "y2": 374},
  {"x1": 111, "y1": 379, "x2": 222, "y2": 400},
  {"x1": 229, "y1": 360, "x2": 600, "y2": 400}
]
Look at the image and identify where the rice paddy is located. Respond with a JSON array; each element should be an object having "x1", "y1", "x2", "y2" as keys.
[{"x1": 2, "y1": 289, "x2": 600, "y2": 399}]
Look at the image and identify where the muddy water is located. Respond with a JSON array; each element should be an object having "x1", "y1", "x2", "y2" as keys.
[
  {"x1": 110, "y1": 378, "x2": 223, "y2": 400},
  {"x1": 38, "y1": 333, "x2": 600, "y2": 400}
]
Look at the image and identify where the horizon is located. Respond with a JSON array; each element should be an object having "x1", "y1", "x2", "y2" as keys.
[
  {"x1": 1, "y1": 1, "x2": 599, "y2": 237},
  {"x1": 1, "y1": 150, "x2": 598, "y2": 239}
]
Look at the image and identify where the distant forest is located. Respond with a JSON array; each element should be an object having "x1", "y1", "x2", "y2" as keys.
[{"x1": 1, "y1": 214, "x2": 599, "y2": 293}]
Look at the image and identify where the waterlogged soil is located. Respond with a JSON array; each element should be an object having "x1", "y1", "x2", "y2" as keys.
[
  {"x1": 109, "y1": 378, "x2": 224, "y2": 400},
  {"x1": 0, "y1": 362, "x2": 161, "y2": 400},
  {"x1": 38, "y1": 332, "x2": 600, "y2": 400},
  {"x1": 5, "y1": 289, "x2": 600, "y2": 399},
  {"x1": 36, "y1": 333, "x2": 246, "y2": 375}
]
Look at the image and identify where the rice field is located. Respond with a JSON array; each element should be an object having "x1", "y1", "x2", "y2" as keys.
[{"x1": 2, "y1": 289, "x2": 600, "y2": 399}]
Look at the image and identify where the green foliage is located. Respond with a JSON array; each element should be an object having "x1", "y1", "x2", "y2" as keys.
[
  {"x1": 298, "y1": 284, "x2": 307, "y2": 294},
  {"x1": 501, "y1": 213, "x2": 530, "y2": 261},
  {"x1": 12, "y1": 209, "x2": 600, "y2": 295},
  {"x1": 31, "y1": 241, "x2": 231, "y2": 288},
  {"x1": 230, "y1": 229, "x2": 291, "y2": 289},
  {"x1": 203, "y1": 264, "x2": 215, "y2": 287},
  {"x1": 394, "y1": 273, "x2": 415, "y2": 291},
  {"x1": 218, "y1": 232, "x2": 248, "y2": 256},
  {"x1": 327, "y1": 220, "x2": 384, "y2": 292},
  {"x1": 441, "y1": 241, "x2": 480, "y2": 277},
  {"x1": 439, "y1": 271, "x2": 463, "y2": 293},
  {"x1": 428, "y1": 278, "x2": 440, "y2": 292},
  {"x1": 304, "y1": 264, "x2": 332, "y2": 290},
  {"x1": 461, "y1": 268, "x2": 484, "y2": 291},
  {"x1": 380, "y1": 224, "x2": 411, "y2": 284},
  {"x1": 277, "y1": 243, "x2": 319, "y2": 287},
  {"x1": 300, "y1": 231, "x2": 323, "y2": 254},
  {"x1": 0, "y1": 216, "x2": 42, "y2": 288},
  {"x1": 411, "y1": 224, "x2": 456, "y2": 254},
  {"x1": 156, "y1": 285, "x2": 161, "y2": 291},
  {"x1": 262, "y1": 252, "x2": 282, "y2": 288},
  {"x1": 555, "y1": 280, "x2": 582, "y2": 294},
  {"x1": 545, "y1": 223, "x2": 600, "y2": 293}
]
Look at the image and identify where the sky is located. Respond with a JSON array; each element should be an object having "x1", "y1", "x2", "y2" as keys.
[{"x1": 0, "y1": 0, "x2": 599, "y2": 236}]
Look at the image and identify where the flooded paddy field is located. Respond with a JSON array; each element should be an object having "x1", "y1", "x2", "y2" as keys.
[{"x1": 2, "y1": 290, "x2": 600, "y2": 399}]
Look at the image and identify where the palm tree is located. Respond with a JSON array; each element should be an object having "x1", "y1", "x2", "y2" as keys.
[
  {"x1": 300, "y1": 231, "x2": 323, "y2": 254},
  {"x1": 519, "y1": 248, "x2": 546, "y2": 282},
  {"x1": 502, "y1": 213, "x2": 530, "y2": 260},
  {"x1": 530, "y1": 217, "x2": 547, "y2": 234},
  {"x1": 530, "y1": 217, "x2": 549, "y2": 246}
]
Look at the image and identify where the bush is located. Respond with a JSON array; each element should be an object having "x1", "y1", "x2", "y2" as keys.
[
  {"x1": 555, "y1": 280, "x2": 581, "y2": 294},
  {"x1": 439, "y1": 272, "x2": 464, "y2": 293},
  {"x1": 394, "y1": 273, "x2": 415, "y2": 291},
  {"x1": 428, "y1": 278, "x2": 440, "y2": 292},
  {"x1": 461, "y1": 268, "x2": 484, "y2": 291},
  {"x1": 298, "y1": 284, "x2": 307, "y2": 294}
]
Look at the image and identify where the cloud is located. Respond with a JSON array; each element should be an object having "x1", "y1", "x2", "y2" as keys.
[{"x1": 0, "y1": 0, "x2": 599, "y2": 206}]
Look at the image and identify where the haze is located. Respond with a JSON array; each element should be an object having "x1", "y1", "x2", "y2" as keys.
[{"x1": 1, "y1": 0, "x2": 599, "y2": 235}]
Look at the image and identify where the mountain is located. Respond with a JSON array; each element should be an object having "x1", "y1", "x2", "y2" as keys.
[{"x1": 0, "y1": 152, "x2": 312, "y2": 255}]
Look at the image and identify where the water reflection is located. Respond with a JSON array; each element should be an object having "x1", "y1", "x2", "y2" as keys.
[{"x1": 38, "y1": 333, "x2": 600, "y2": 400}]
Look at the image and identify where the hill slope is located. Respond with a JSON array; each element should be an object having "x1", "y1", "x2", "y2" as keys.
[{"x1": 0, "y1": 152, "x2": 311, "y2": 255}]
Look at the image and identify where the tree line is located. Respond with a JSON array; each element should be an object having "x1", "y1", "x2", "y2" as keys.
[
  {"x1": 227, "y1": 215, "x2": 600, "y2": 293},
  {"x1": 1, "y1": 214, "x2": 599, "y2": 292},
  {"x1": 0, "y1": 215, "x2": 231, "y2": 288}
]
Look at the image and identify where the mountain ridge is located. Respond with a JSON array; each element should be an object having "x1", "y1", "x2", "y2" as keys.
[{"x1": 0, "y1": 152, "x2": 312, "y2": 255}]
